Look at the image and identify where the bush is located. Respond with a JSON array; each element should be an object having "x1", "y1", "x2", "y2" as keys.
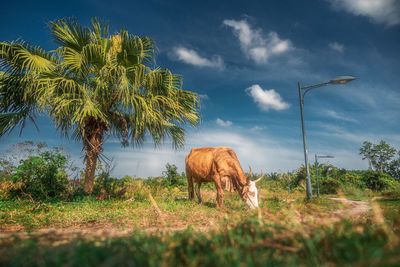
[
  {"x1": 361, "y1": 170, "x2": 399, "y2": 191},
  {"x1": 0, "y1": 180, "x2": 23, "y2": 199},
  {"x1": 338, "y1": 172, "x2": 366, "y2": 189},
  {"x1": 10, "y1": 149, "x2": 70, "y2": 200},
  {"x1": 319, "y1": 177, "x2": 342, "y2": 194},
  {"x1": 121, "y1": 177, "x2": 151, "y2": 201},
  {"x1": 92, "y1": 172, "x2": 125, "y2": 199}
]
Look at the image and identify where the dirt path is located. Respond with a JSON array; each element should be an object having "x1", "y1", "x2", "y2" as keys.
[{"x1": 329, "y1": 197, "x2": 371, "y2": 221}]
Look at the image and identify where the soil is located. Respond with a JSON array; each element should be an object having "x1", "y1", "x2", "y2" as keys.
[{"x1": 329, "y1": 197, "x2": 371, "y2": 221}]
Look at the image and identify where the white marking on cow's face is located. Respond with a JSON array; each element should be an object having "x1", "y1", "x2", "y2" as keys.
[{"x1": 245, "y1": 181, "x2": 259, "y2": 209}]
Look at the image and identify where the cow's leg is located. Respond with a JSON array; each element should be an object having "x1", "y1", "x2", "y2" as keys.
[
  {"x1": 195, "y1": 182, "x2": 202, "y2": 203},
  {"x1": 187, "y1": 174, "x2": 194, "y2": 200},
  {"x1": 214, "y1": 179, "x2": 225, "y2": 209}
]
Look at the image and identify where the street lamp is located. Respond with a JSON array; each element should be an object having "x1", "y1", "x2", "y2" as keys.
[
  {"x1": 298, "y1": 76, "x2": 356, "y2": 200},
  {"x1": 315, "y1": 154, "x2": 335, "y2": 197}
]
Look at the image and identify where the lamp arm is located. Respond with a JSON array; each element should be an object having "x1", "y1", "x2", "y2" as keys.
[{"x1": 302, "y1": 82, "x2": 331, "y2": 98}]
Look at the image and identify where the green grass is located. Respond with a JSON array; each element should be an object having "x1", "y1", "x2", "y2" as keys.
[
  {"x1": 1, "y1": 215, "x2": 399, "y2": 266},
  {"x1": 0, "y1": 189, "x2": 347, "y2": 232},
  {"x1": 1, "y1": 187, "x2": 399, "y2": 266}
]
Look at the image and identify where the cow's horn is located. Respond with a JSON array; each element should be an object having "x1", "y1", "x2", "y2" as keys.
[
  {"x1": 248, "y1": 166, "x2": 253, "y2": 179},
  {"x1": 253, "y1": 170, "x2": 264, "y2": 183}
]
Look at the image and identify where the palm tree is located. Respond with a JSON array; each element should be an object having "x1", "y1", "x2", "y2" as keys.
[{"x1": 0, "y1": 18, "x2": 200, "y2": 193}]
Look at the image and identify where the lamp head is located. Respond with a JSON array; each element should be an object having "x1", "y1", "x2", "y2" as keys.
[
  {"x1": 329, "y1": 76, "x2": 356, "y2": 85},
  {"x1": 317, "y1": 155, "x2": 335, "y2": 159}
]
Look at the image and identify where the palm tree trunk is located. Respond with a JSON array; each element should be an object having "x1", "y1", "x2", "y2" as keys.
[
  {"x1": 83, "y1": 147, "x2": 99, "y2": 194},
  {"x1": 83, "y1": 117, "x2": 107, "y2": 194}
]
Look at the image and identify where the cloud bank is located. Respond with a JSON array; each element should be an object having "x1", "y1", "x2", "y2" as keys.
[
  {"x1": 106, "y1": 129, "x2": 305, "y2": 178},
  {"x1": 103, "y1": 126, "x2": 373, "y2": 178},
  {"x1": 223, "y1": 19, "x2": 293, "y2": 63},
  {"x1": 246, "y1": 84, "x2": 290, "y2": 111},
  {"x1": 329, "y1": 0, "x2": 400, "y2": 26},
  {"x1": 173, "y1": 47, "x2": 224, "y2": 69}
]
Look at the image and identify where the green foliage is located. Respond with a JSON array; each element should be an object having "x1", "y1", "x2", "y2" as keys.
[
  {"x1": 387, "y1": 152, "x2": 400, "y2": 180},
  {"x1": 0, "y1": 180, "x2": 22, "y2": 199},
  {"x1": 319, "y1": 177, "x2": 341, "y2": 194},
  {"x1": 9, "y1": 149, "x2": 70, "y2": 200},
  {"x1": 338, "y1": 172, "x2": 366, "y2": 189},
  {"x1": 360, "y1": 170, "x2": 399, "y2": 191},
  {"x1": 92, "y1": 172, "x2": 125, "y2": 199},
  {"x1": 162, "y1": 163, "x2": 185, "y2": 186}
]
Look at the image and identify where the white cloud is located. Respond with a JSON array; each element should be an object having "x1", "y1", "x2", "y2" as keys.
[
  {"x1": 199, "y1": 94, "x2": 209, "y2": 100},
  {"x1": 329, "y1": 42, "x2": 345, "y2": 53},
  {"x1": 216, "y1": 118, "x2": 233, "y2": 127},
  {"x1": 245, "y1": 84, "x2": 290, "y2": 111},
  {"x1": 329, "y1": 0, "x2": 400, "y2": 26},
  {"x1": 173, "y1": 47, "x2": 224, "y2": 69},
  {"x1": 251, "y1": 126, "x2": 266, "y2": 131},
  {"x1": 324, "y1": 110, "x2": 358, "y2": 123},
  {"x1": 223, "y1": 19, "x2": 293, "y2": 63}
]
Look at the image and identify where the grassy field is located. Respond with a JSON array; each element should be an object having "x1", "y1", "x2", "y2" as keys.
[
  {"x1": 0, "y1": 188, "x2": 345, "y2": 232},
  {"x1": 1, "y1": 187, "x2": 400, "y2": 266}
]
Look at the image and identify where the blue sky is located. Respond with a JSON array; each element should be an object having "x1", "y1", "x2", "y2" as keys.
[{"x1": 1, "y1": 0, "x2": 399, "y2": 177}]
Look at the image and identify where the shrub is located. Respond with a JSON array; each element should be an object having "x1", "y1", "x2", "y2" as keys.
[
  {"x1": 338, "y1": 172, "x2": 366, "y2": 189},
  {"x1": 92, "y1": 172, "x2": 125, "y2": 199},
  {"x1": 361, "y1": 170, "x2": 399, "y2": 191},
  {"x1": 319, "y1": 177, "x2": 342, "y2": 194},
  {"x1": 10, "y1": 149, "x2": 70, "y2": 200},
  {"x1": 263, "y1": 179, "x2": 287, "y2": 192},
  {"x1": 0, "y1": 180, "x2": 23, "y2": 199},
  {"x1": 121, "y1": 177, "x2": 151, "y2": 201}
]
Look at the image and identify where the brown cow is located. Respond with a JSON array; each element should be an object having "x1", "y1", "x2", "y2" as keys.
[{"x1": 185, "y1": 147, "x2": 263, "y2": 209}]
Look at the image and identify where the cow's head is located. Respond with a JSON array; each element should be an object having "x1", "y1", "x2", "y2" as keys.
[{"x1": 243, "y1": 167, "x2": 264, "y2": 209}]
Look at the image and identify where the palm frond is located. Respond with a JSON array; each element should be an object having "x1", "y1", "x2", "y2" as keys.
[
  {"x1": 0, "y1": 107, "x2": 37, "y2": 137},
  {"x1": 49, "y1": 17, "x2": 91, "y2": 52},
  {"x1": 0, "y1": 41, "x2": 56, "y2": 73},
  {"x1": 91, "y1": 17, "x2": 109, "y2": 41}
]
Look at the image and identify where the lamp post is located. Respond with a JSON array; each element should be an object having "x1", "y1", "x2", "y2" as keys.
[
  {"x1": 315, "y1": 154, "x2": 335, "y2": 197},
  {"x1": 298, "y1": 76, "x2": 355, "y2": 200}
]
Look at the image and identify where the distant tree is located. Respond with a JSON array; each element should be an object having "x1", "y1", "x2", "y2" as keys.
[
  {"x1": 163, "y1": 163, "x2": 180, "y2": 185},
  {"x1": 359, "y1": 141, "x2": 376, "y2": 170},
  {"x1": 360, "y1": 140, "x2": 397, "y2": 173},
  {"x1": 5, "y1": 141, "x2": 47, "y2": 165},
  {"x1": 387, "y1": 152, "x2": 400, "y2": 180},
  {"x1": 0, "y1": 18, "x2": 200, "y2": 194},
  {"x1": 0, "y1": 141, "x2": 47, "y2": 174}
]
